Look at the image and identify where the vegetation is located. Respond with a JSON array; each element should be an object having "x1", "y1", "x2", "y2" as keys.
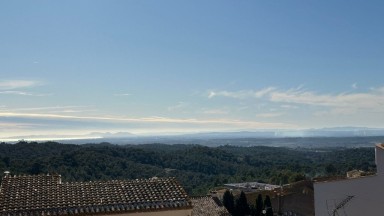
[
  {"x1": 235, "y1": 191, "x2": 250, "y2": 216},
  {"x1": 255, "y1": 194, "x2": 263, "y2": 216},
  {"x1": 223, "y1": 190, "x2": 235, "y2": 214},
  {"x1": 263, "y1": 195, "x2": 273, "y2": 216},
  {"x1": 0, "y1": 141, "x2": 376, "y2": 195},
  {"x1": 223, "y1": 191, "x2": 274, "y2": 216}
]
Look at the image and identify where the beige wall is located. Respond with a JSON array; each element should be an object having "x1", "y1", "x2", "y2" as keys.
[{"x1": 100, "y1": 209, "x2": 192, "y2": 216}]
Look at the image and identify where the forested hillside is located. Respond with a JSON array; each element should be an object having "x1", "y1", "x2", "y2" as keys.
[{"x1": 0, "y1": 141, "x2": 376, "y2": 195}]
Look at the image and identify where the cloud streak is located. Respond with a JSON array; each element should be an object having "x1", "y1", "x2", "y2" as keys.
[
  {"x1": 208, "y1": 86, "x2": 384, "y2": 111},
  {"x1": 0, "y1": 122, "x2": 44, "y2": 129},
  {"x1": 114, "y1": 93, "x2": 132, "y2": 96},
  {"x1": 202, "y1": 109, "x2": 229, "y2": 115},
  {"x1": 0, "y1": 80, "x2": 41, "y2": 90},
  {"x1": 167, "y1": 102, "x2": 188, "y2": 111},
  {"x1": 0, "y1": 91, "x2": 51, "y2": 97},
  {"x1": 256, "y1": 112, "x2": 284, "y2": 118},
  {"x1": 269, "y1": 88, "x2": 384, "y2": 110},
  {"x1": 208, "y1": 87, "x2": 276, "y2": 99},
  {"x1": 0, "y1": 79, "x2": 49, "y2": 96},
  {"x1": 2, "y1": 106, "x2": 95, "y2": 113},
  {"x1": 0, "y1": 111, "x2": 296, "y2": 129}
]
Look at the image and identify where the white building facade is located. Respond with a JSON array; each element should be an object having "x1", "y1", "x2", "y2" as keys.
[{"x1": 314, "y1": 144, "x2": 384, "y2": 216}]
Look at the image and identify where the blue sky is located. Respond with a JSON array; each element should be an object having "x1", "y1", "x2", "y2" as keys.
[{"x1": 1, "y1": 0, "x2": 384, "y2": 139}]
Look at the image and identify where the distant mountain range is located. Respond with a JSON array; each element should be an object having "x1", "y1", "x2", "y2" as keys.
[
  {"x1": 179, "y1": 127, "x2": 384, "y2": 138},
  {"x1": 3, "y1": 127, "x2": 384, "y2": 144}
]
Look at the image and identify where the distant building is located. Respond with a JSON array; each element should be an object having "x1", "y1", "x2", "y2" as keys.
[
  {"x1": 0, "y1": 174, "x2": 192, "y2": 216},
  {"x1": 224, "y1": 182, "x2": 280, "y2": 192},
  {"x1": 346, "y1": 169, "x2": 365, "y2": 178},
  {"x1": 314, "y1": 144, "x2": 384, "y2": 216}
]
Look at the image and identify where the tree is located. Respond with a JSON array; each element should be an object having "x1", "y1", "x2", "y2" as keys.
[
  {"x1": 249, "y1": 204, "x2": 257, "y2": 216},
  {"x1": 29, "y1": 162, "x2": 43, "y2": 175},
  {"x1": 263, "y1": 195, "x2": 273, "y2": 216},
  {"x1": 2, "y1": 157, "x2": 10, "y2": 167},
  {"x1": 325, "y1": 163, "x2": 337, "y2": 175},
  {"x1": 255, "y1": 194, "x2": 263, "y2": 216},
  {"x1": 223, "y1": 190, "x2": 235, "y2": 214},
  {"x1": 234, "y1": 191, "x2": 250, "y2": 216}
]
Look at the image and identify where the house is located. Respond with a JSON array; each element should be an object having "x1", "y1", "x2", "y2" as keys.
[
  {"x1": 314, "y1": 144, "x2": 384, "y2": 216},
  {"x1": 0, "y1": 173, "x2": 192, "y2": 216},
  {"x1": 190, "y1": 196, "x2": 230, "y2": 216}
]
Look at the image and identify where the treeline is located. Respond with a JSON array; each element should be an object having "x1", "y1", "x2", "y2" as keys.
[
  {"x1": 223, "y1": 191, "x2": 273, "y2": 216},
  {"x1": 0, "y1": 141, "x2": 376, "y2": 195}
]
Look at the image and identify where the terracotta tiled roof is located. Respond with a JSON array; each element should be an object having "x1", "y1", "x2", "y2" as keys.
[
  {"x1": 0, "y1": 174, "x2": 191, "y2": 215},
  {"x1": 191, "y1": 196, "x2": 230, "y2": 216}
]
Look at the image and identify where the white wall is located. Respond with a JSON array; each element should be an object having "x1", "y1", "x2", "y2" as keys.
[
  {"x1": 314, "y1": 175, "x2": 384, "y2": 216},
  {"x1": 375, "y1": 145, "x2": 384, "y2": 175},
  {"x1": 314, "y1": 145, "x2": 384, "y2": 216}
]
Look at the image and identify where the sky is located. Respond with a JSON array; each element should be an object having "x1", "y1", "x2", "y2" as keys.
[{"x1": 1, "y1": 0, "x2": 384, "y2": 139}]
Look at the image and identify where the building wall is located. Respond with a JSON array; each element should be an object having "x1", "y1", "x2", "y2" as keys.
[
  {"x1": 314, "y1": 145, "x2": 384, "y2": 216},
  {"x1": 100, "y1": 209, "x2": 192, "y2": 216},
  {"x1": 375, "y1": 145, "x2": 384, "y2": 175},
  {"x1": 314, "y1": 175, "x2": 383, "y2": 216}
]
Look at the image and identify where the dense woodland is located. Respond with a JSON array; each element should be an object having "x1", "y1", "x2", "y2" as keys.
[{"x1": 0, "y1": 141, "x2": 376, "y2": 195}]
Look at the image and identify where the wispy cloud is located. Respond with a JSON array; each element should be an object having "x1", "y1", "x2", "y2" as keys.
[
  {"x1": 280, "y1": 104, "x2": 298, "y2": 109},
  {"x1": 208, "y1": 87, "x2": 275, "y2": 99},
  {"x1": 314, "y1": 107, "x2": 358, "y2": 116},
  {"x1": 352, "y1": 83, "x2": 358, "y2": 89},
  {"x1": 0, "y1": 122, "x2": 43, "y2": 129},
  {"x1": 0, "y1": 80, "x2": 41, "y2": 90},
  {"x1": 207, "y1": 86, "x2": 384, "y2": 112},
  {"x1": 0, "y1": 111, "x2": 296, "y2": 129},
  {"x1": 114, "y1": 93, "x2": 132, "y2": 96},
  {"x1": 256, "y1": 112, "x2": 284, "y2": 118},
  {"x1": 201, "y1": 109, "x2": 229, "y2": 115},
  {"x1": 5, "y1": 106, "x2": 95, "y2": 113},
  {"x1": 0, "y1": 91, "x2": 51, "y2": 97},
  {"x1": 0, "y1": 79, "x2": 49, "y2": 97},
  {"x1": 167, "y1": 102, "x2": 188, "y2": 111},
  {"x1": 269, "y1": 88, "x2": 384, "y2": 110},
  {"x1": 8, "y1": 106, "x2": 81, "y2": 111}
]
